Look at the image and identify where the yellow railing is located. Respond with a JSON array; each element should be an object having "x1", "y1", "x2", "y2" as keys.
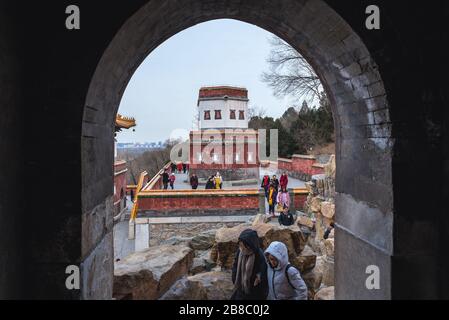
[{"x1": 130, "y1": 170, "x2": 148, "y2": 220}]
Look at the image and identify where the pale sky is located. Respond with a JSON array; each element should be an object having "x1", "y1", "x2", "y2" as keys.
[{"x1": 117, "y1": 19, "x2": 296, "y2": 144}]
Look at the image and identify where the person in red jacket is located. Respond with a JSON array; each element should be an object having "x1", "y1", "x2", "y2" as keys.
[
  {"x1": 169, "y1": 173, "x2": 176, "y2": 189},
  {"x1": 177, "y1": 162, "x2": 183, "y2": 173},
  {"x1": 280, "y1": 172, "x2": 288, "y2": 190}
]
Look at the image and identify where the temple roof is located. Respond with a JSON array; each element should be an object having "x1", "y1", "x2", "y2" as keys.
[{"x1": 115, "y1": 114, "x2": 136, "y2": 132}]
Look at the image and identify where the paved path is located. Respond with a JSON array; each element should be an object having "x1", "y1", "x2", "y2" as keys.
[{"x1": 168, "y1": 168, "x2": 306, "y2": 191}]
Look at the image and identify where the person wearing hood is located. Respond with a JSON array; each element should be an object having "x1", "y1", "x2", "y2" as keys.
[
  {"x1": 231, "y1": 229, "x2": 268, "y2": 300},
  {"x1": 205, "y1": 176, "x2": 215, "y2": 189},
  {"x1": 264, "y1": 241, "x2": 308, "y2": 300}
]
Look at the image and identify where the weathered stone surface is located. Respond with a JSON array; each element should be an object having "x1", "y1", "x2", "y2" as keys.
[
  {"x1": 310, "y1": 197, "x2": 323, "y2": 213},
  {"x1": 314, "y1": 286, "x2": 335, "y2": 300},
  {"x1": 161, "y1": 236, "x2": 193, "y2": 247},
  {"x1": 188, "y1": 271, "x2": 234, "y2": 300},
  {"x1": 322, "y1": 256, "x2": 335, "y2": 287},
  {"x1": 190, "y1": 250, "x2": 216, "y2": 275},
  {"x1": 297, "y1": 215, "x2": 314, "y2": 229},
  {"x1": 190, "y1": 230, "x2": 217, "y2": 251},
  {"x1": 291, "y1": 246, "x2": 317, "y2": 273},
  {"x1": 252, "y1": 214, "x2": 270, "y2": 225},
  {"x1": 302, "y1": 269, "x2": 323, "y2": 300},
  {"x1": 323, "y1": 238, "x2": 335, "y2": 257},
  {"x1": 303, "y1": 269, "x2": 322, "y2": 292},
  {"x1": 321, "y1": 202, "x2": 335, "y2": 219},
  {"x1": 113, "y1": 244, "x2": 194, "y2": 300},
  {"x1": 211, "y1": 223, "x2": 307, "y2": 268},
  {"x1": 324, "y1": 155, "x2": 336, "y2": 179},
  {"x1": 159, "y1": 276, "x2": 208, "y2": 300},
  {"x1": 161, "y1": 271, "x2": 234, "y2": 300}
]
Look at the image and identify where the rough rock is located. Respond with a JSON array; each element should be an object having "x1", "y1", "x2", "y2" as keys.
[
  {"x1": 190, "y1": 230, "x2": 217, "y2": 251},
  {"x1": 190, "y1": 250, "x2": 216, "y2": 275},
  {"x1": 322, "y1": 255, "x2": 334, "y2": 287},
  {"x1": 310, "y1": 197, "x2": 323, "y2": 213},
  {"x1": 252, "y1": 214, "x2": 270, "y2": 225},
  {"x1": 314, "y1": 286, "x2": 335, "y2": 300},
  {"x1": 161, "y1": 236, "x2": 193, "y2": 247},
  {"x1": 211, "y1": 223, "x2": 307, "y2": 269},
  {"x1": 291, "y1": 246, "x2": 317, "y2": 273},
  {"x1": 113, "y1": 244, "x2": 194, "y2": 300},
  {"x1": 296, "y1": 214, "x2": 314, "y2": 229},
  {"x1": 162, "y1": 271, "x2": 234, "y2": 300},
  {"x1": 321, "y1": 202, "x2": 335, "y2": 219},
  {"x1": 323, "y1": 238, "x2": 334, "y2": 257},
  {"x1": 302, "y1": 269, "x2": 323, "y2": 300},
  {"x1": 159, "y1": 277, "x2": 208, "y2": 300},
  {"x1": 324, "y1": 155, "x2": 336, "y2": 179}
]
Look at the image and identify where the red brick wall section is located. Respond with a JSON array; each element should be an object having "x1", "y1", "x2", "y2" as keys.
[
  {"x1": 137, "y1": 193, "x2": 259, "y2": 211},
  {"x1": 293, "y1": 193, "x2": 308, "y2": 210},
  {"x1": 278, "y1": 156, "x2": 325, "y2": 176}
]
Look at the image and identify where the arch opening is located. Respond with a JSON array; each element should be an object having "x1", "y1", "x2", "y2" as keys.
[{"x1": 82, "y1": 0, "x2": 392, "y2": 300}]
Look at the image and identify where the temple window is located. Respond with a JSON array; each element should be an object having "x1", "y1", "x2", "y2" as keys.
[
  {"x1": 215, "y1": 110, "x2": 222, "y2": 120},
  {"x1": 239, "y1": 110, "x2": 245, "y2": 120},
  {"x1": 230, "y1": 110, "x2": 236, "y2": 120},
  {"x1": 204, "y1": 110, "x2": 211, "y2": 120}
]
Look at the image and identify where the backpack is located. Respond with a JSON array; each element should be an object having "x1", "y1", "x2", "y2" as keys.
[{"x1": 285, "y1": 264, "x2": 298, "y2": 290}]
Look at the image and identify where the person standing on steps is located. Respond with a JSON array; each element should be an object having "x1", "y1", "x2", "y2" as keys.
[
  {"x1": 214, "y1": 172, "x2": 223, "y2": 189},
  {"x1": 261, "y1": 175, "x2": 270, "y2": 199},
  {"x1": 280, "y1": 172, "x2": 288, "y2": 190},
  {"x1": 231, "y1": 229, "x2": 268, "y2": 300},
  {"x1": 265, "y1": 241, "x2": 308, "y2": 300},
  {"x1": 177, "y1": 162, "x2": 183, "y2": 174},
  {"x1": 267, "y1": 183, "x2": 278, "y2": 217},
  {"x1": 190, "y1": 173, "x2": 199, "y2": 190},
  {"x1": 205, "y1": 176, "x2": 215, "y2": 189},
  {"x1": 162, "y1": 169, "x2": 170, "y2": 190},
  {"x1": 271, "y1": 175, "x2": 280, "y2": 192},
  {"x1": 277, "y1": 187, "x2": 290, "y2": 209},
  {"x1": 169, "y1": 173, "x2": 176, "y2": 190}
]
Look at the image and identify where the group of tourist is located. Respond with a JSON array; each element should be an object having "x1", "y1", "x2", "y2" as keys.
[
  {"x1": 190, "y1": 172, "x2": 223, "y2": 190},
  {"x1": 261, "y1": 172, "x2": 294, "y2": 225},
  {"x1": 170, "y1": 162, "x2": 189, "y2": 174},
  {"x1": 204, "y1": 172, "x2": 223, "y2": 190},
  {"x1": 162, "y1": 170, "x2": 176, "y2": 190},
  {"x1": 231, "y1": 229, "x2": 308, "y2": 300}
]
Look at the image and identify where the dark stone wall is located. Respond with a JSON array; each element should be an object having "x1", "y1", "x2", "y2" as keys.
[{"x1": 0, "y1": 0, "x2": 447, "y2": 299}]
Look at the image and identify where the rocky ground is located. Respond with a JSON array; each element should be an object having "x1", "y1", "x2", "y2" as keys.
[{"x1": 113, "y1": 213, "x2": 335, "y2": 300}]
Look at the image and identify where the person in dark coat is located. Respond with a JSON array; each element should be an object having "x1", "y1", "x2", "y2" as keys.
[
  {"x1": 171, "y1": 162, "x2": 177, "y2": 174},
  {"x1": 261, "y1": 175, "x2": 270, "y2": 199},
  {"x1": 190, "y1": 174, "x2": 199, "y2": 190},
  {"x1": 205, "y1": 176, "x2": 215, "y2": 189},
  {"x1": 231, "y1": 229, "x2": 268, "y2": 300},
  {"x1": 271, "y1": 175, "x2": 280, "y2": 191},
  {"x1": 278, "y1": 208, "x2": 295, "y2": 226},
  {"x1": 183, "y1": 163, "x2": 187, "y2": 173},
  {"x1": 162, "y1": 170, "x2": 170, "y2": 190}
]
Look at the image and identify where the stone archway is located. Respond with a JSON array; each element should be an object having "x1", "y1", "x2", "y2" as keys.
[{"x1": 82, "y1": 0, "x2": 393, "y2": 299}]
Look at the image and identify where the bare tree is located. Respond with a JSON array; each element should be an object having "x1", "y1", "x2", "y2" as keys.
[
  {"x1": 248, "y1": 105, "x2": 267, "y2": 119},
  {"x1": 262, "y1": 37, "x2": 323, "y2": 103}
]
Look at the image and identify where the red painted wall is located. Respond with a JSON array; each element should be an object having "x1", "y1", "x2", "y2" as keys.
[
  {"x1": 278, "y1": 156, "x2": 324, "y2": 176},
  {"x1": 137, "y1": 192, "x2": 259, "y2": 211}
]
